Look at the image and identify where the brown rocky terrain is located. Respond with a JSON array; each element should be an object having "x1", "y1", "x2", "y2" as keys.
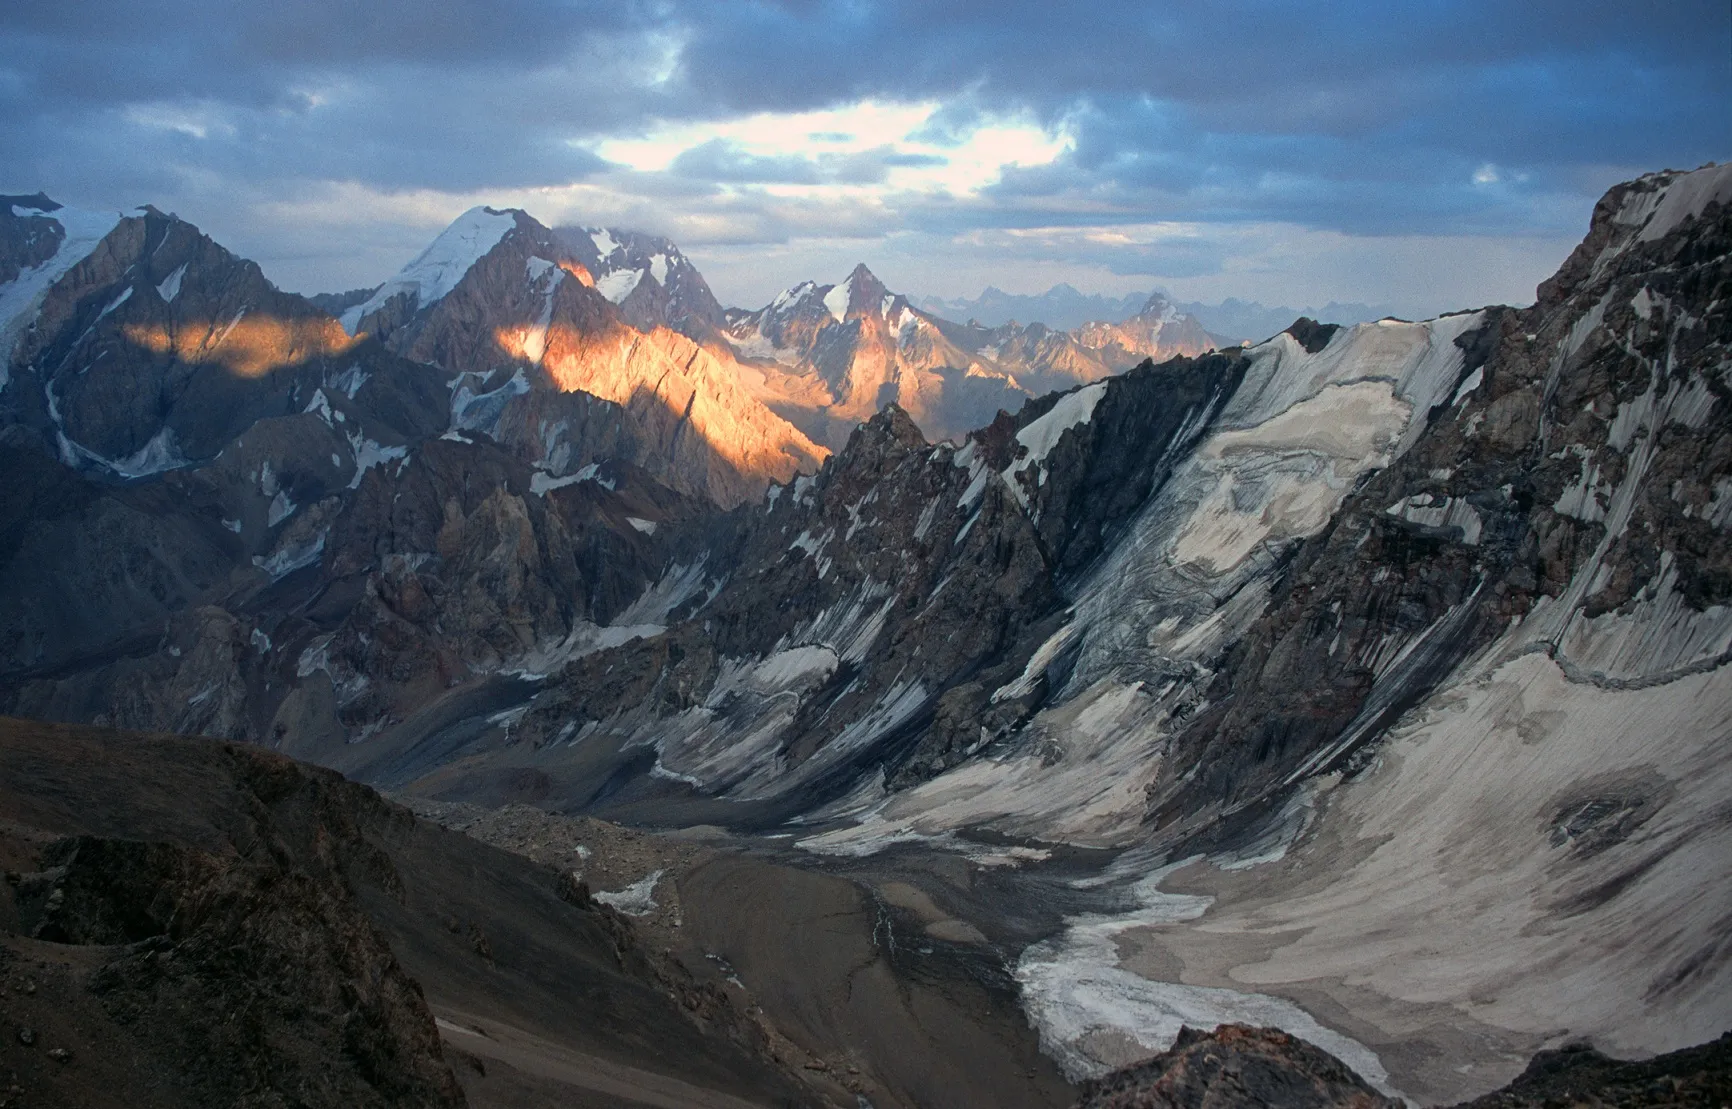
[
  {"x1": 1073, "y1": 1025, "x2": 1399, "y2": 1109},
  {"x1": 0, "y1": 716, "x2": 818, "y2": 1108},
  {"x1": 1072, "y1": 1025, "x2": 1732, "y2": 1109}
]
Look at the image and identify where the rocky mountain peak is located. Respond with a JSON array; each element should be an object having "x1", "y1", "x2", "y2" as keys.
[
  {"x1": 1282, "y1": 316, "x2": 1341, "y2": 353},
  {"x1": 1132, "y1": 290, "x2": 1177, "y2": 318},
  {"x1": 548, "y1": 223, "x2": 729, "y2": 342},
  {"x1": 844, "y1": 262, "x2": 889, "y2": 312},
  {"x1": 857, "y1": 399, "x2": 929, "y2": 450},
  {"x1": 1538, "y1": 161, "x2": 1732, "y2": 308}
]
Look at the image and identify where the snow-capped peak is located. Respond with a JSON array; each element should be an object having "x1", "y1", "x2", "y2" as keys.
[{"x1": 340, "y1": 206, "x2": 519, "y2": 334}]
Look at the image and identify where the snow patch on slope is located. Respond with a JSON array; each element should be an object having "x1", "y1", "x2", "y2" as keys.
[
  {"x1": 155, "y1": 263, "x2": 187, "y2": 304},
  {"x1": 823, "y1": 276, "x2": 852, "y2": 323},
  {"x1": 1004, "y1": 381, "x2": 1108, "y2": 508},
  {"x1": 596, "y1": 268, "x2": 643, "y2": 304}
]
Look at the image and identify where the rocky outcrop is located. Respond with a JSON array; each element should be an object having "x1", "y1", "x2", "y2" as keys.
[
  {"x1": 0, "y1": 719, "x2": 466, "y2": 1108},
  {"x1": 1075, "y1": 1025, "x2": 1732, "y2": 1109},
  {"x1": 1456, "y1": 1032, "x2": 1732, "y2": 1108},
  {"x1": 1073, "y1": 1025, "x2": 1398, "y2": 1109}
]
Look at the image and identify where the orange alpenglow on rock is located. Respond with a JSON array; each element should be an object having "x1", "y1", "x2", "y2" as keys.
[
  {"x1": 494, "y1": 320, "x2": 828, "y2": 507},
  {"x1": 125, "y1": 316, "x2": 362, "y2": 378}
]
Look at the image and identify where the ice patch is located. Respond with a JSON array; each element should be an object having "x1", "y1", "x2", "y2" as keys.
[
  {"x1": 450, "y1": 367, "x2": 531, "y2": 434},
  {"x1": 588, "y1": 228, "x2": 619, "y2": 260},
  {"x1": 1004, "y1": 381, "x2": 1108, "y2": 508},
  {"x1": 347, "y1": 430, "x2": 409, "y2": 489},
  {"x1": 613, "y1": 559, "x2": 719, "y2": 626},
  {"x1": 99, "y1": 425, "x2": 190, "y2": 479},
  {"x1": 993, "y1": 624, "x2": 1081, "y2": 703},
  {"x1": 596, "y1": 268, "x2": 643, "y2": 304},
  {"x1": 506, "y1": 620, "x2": 665, "y2": 681},
  {"x1": 626, "y1": 516, "x2": 657, "y2": 535},
  {"x1": 1620, "y1": 162, "x2": 1732, "y2": 243},
  {"x1": 330, "y1": 363, "x2": 370, "y2": 399},
  {"x1": 267, "y1": 489, "x2": 297, "y2": 526},
  {"x1": 823, "y1": 276, "x2": 852, "y2": 323},
  {"x1": 1016, "y1": 874, "x2": 1397, "y2": 1093},
  {"x1": 530, "y1": 462, "x2": 603, "y2": 496},
  {"x1": 96, "y1": 286, "x2": 133, "y2": 321},
  {"x1": 155, "y1": 262, "x2": 187, "y2": 304},
  {"x1": 254, "y1": 531, "x2": 325, "y2": 579},
  {"x1": 752, "y1": 645, "x2": 840, "y2": 691},
  {"x1": 1450, "y1": 366, "x2": 1483, "y2": 406},
  {"x1": 303, "y1": 387, "x2": 335, "y2": 425},
  {"x1": 594, "y1": 869, "x2": 663, "y2": 916}
]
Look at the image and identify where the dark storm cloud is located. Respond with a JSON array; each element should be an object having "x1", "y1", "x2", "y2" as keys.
[{"x1": 0, "y1": 0, "x2": 1724, "y2": 296}]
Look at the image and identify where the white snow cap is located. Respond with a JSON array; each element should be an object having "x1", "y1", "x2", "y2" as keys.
[{"x1": 340, "y1": 206, "x2": 518, "y2": 334}]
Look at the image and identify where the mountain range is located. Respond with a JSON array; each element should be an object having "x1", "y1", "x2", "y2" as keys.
[
  {"x1": 916, "y1": 284, "x2": 1400, "y2": 341},
  {"x1": 0, "y1": 162, "x2": 1729, "y2": 1108}
]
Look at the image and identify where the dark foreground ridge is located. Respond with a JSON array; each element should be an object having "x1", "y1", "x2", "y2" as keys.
[
  {"x1": 1075, "y1": 1024, "x2": 1732, "y2": 1109},
  {"x1": 0, "y1": 716, "x2": 809, "y2": 1109}
]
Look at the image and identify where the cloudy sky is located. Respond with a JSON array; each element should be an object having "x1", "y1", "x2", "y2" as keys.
[{"x1": 3, "y1": 1, "x2": 1726, "y2": 317}]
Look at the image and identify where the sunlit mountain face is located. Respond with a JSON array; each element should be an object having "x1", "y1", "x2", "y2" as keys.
[{"x1": 0, "y1": 3, "x2": 1728, "y2": 1107}]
